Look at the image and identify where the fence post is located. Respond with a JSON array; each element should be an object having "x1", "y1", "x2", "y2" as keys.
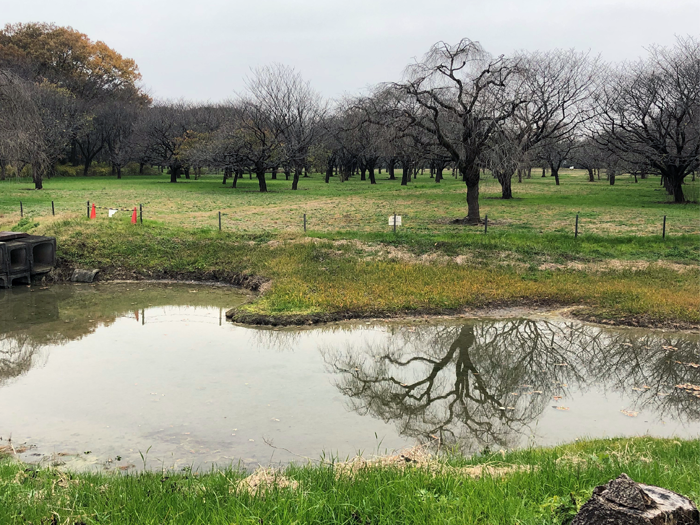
[
  {"x1": 52, "y1": 201, "x2": 55, "y2": 216},
  {"x1": 303, "y1": 213, "x2": 307, "y2": 233},
  {"x1": 484, "y1": 214, "x2": 488, "y2": 234},
  {"x1": 87, "y1": 201, "x2": 90, "y2": 218},
  {"x1": 218, "y1": 211, "x2": 222, "y2": 231},
  {"x1": 139, "y1": 204, "x2": 143, "y2": 224},
  {"x1": 662, "y1": 215, "x2": 666, "y2": 239},
  {"x1": 20, "y1": 201, "x2": 23, "y2": 218},
  {"x1": 575, "y1": 213, "x2": 579, "y2": 239},
  {"x1": 393, "y1": 212, "x2": 397, "y2": 234}
]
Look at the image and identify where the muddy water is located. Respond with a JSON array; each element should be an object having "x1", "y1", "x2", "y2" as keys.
[{"x1": 1, "y1": 283, "x2": 699, "y2": 472}]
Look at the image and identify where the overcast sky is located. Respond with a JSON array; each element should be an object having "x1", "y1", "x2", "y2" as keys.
[{"x1": 3, "y1": 0, "x2": 699, "y2": 101}]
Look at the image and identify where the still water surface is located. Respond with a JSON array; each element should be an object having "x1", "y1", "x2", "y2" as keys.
[{"x1": 1, "y1": 283, "x2": 699, "y2": 471}]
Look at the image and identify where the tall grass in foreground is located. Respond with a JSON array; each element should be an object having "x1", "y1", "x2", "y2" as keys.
[{"x1": 1, "y1": 438, "x2": 698, "y2": 524}]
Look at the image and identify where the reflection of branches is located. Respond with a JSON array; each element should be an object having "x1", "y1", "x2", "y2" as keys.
[
  {"x1": 248, "y1": 328, "x2": 303, "y2": 353},
  {"x1": 323, "y1": 319, "x2": 595, "y2": 451},
  {"x1": 585, "y1": 332, "x2": 700, "y2": 422},
  {"x1": 322, "y1": 320, "x2": 700, "y2": 452},
  {"x1": 0, "y1": 334, "x2": 47, "y2": 386}
]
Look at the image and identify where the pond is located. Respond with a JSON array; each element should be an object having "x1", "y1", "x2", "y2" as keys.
[{"x1": 1, "y1": 283, "x2": 699, "y2": 472}]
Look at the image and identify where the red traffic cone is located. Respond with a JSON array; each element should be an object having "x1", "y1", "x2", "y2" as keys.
[
  {"x1": 90, "y1": 204, "x2": 96, "y2": 219},
  {"x1": 131, "y1": 207, "x2": 137, "y2": 224}
]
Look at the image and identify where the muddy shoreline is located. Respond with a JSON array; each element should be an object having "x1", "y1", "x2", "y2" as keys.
[{"x1": 32, "y1": 263, "x2": 700, "y2": 332}]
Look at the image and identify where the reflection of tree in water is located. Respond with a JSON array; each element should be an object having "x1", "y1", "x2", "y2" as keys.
[
  {"x1": 587, "y1": 332, "x2": 700, "y2": 422},
  {"x1": 0, "y1": 334, "x2": 48, "y2": 387},
  {"x1": 322, "y1": 320, "x2": 700, "y2": 452}
]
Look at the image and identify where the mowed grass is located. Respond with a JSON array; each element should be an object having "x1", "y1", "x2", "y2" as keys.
[
  {"x1": 0, "y1": 167, "x2": 698, "y2": 324},
  {"x1": 1, "y1": 437, "x2": 699, "y2": 524},
  {"x1": 1, "y1": 167, "x2": 698, "y2": 236}
]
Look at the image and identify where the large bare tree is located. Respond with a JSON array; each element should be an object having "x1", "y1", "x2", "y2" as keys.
[
  {"x1": 593, "y1": 36, "x2": 700, "y2": 202},
  {"x1": 390, "y1": 39, "x2": 525, "y2": 223}
]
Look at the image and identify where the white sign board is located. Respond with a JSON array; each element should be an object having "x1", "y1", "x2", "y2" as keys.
[
  {"x1": 388, "y1": 215, "x2": 402, "y2": 226},
  {"x1": 108, "y1": 208, "x2": 119, "y2": 218}
]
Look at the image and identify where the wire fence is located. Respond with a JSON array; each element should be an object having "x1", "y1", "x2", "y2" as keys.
[{"x1": 4, "y1": 197, "x2": 690, "y2": 240}]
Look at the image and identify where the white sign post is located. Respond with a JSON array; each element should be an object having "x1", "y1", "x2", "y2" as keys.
[{"x1": 389, "y1": 214, "x2": 401, "y2": 233}]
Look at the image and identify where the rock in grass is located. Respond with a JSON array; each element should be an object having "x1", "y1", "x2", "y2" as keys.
[
  {"x1": 572, "y1": 473, "x2": 699, "y2": 524},
  {"x1": 70, "y1": 269, "x2": 100, "y2": 283}
]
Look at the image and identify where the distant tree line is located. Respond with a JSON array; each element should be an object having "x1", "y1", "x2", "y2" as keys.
[{"x1": 1, "y1": 23, "x2": 698, "y2": 222}]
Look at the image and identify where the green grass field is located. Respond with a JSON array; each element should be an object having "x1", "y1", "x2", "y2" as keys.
[
  {"x1": 0, "y1": 168, "x2": 698, "y2": 325},
  {"x1": 1, "y1": 437, "x2": 699, "y2": 524},
  {"x1": 1, "y1": 167, "x2": 698, "y2": 236}
]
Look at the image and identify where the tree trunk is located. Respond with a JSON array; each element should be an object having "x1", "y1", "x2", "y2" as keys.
[
  {"x1": 0, "y1": 160, "x2": 6, "y2": 181},
  {"x1": 670, "y1": 175, "x2": 685, "y2": 203},
  {"x1": 184, "y1": 167, "x2": 190, "y2": 179},
  {"x1": 498, "y1": 172, "x2": 513, "y2": 199},
  {"x1": 271, "y1": 166, "x2": 278, "y2": 180},
  {"x1": 360, "y1": 166, "x2": 366, "y2": 181},
  {"x1": 552, "y1": 167, "x2": 560, "y2": 186},
  {"x1": 517, "y1": 168, "x2": 522, "y2": 183},
  {"x1": 436, "y1": 167, "x2": 443, "y2": 183},
  {"x1": 571, "y1": 474, "x2": 698, "y2": 525},
  {"x1": 401, "y1": 161, "x2": 410, "y2": 186},
  {"x1": 542, "y1": 167, "x2": 546, "y2": 177},
  {"x1": 256, "y1": 167, "x2": 267, "y2": 192},
  {"x1": 231, "y1": 169, "x2": 240, "y2": 188},
  {"x1": 465, "y1": 179, "x2": 480, "y2": 224},
  {"x1": 325, "y1": 159, "x2": 333, "y2": 183},
  {"x1": 139, "y1": 162, "x2": 144, "y2": 174},
  {"x1": 609, "y1": 172, "x2": 616, "y2": 186},
  {"x1": 170, "y1": 165, "x2": 180, "y2": 183},
  {"x1": 587, "y1": 168, "x2": 595, "y2": 182},
  {"x1": 292, "y1": 165, "x2": 300, "y2": 190},
  {"x1": 83, "y1": 157, "x2": 93, "y2": 177},
  {"x1": 222, "y1": 167, "x2": 229, "y2": 185},
  {"x1": 388, "y1": 159, "x2": 396, "y2": 180},
  {"x1": 116, "y1": 165, "x2": 122, "y2": 179},
  {"x1": 32, "y1": 164, "x2": 43, "y2": 190},
  {"x1": 368, "y1": 161, "x2": 376, "y2": 185}
]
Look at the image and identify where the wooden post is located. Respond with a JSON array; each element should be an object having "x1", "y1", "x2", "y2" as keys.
[
  {"x1": 51, "y1": 201, "x2": 55, "y2": 216},
  {"x1": 303, "y1": 213, "x2": 307, "y2": 233},
  {"x1": 139, "y1": 204, "x2": 143, "y2": 224},
  {"x1": 87, "y1": 201, "x2": 90, "y2": 218},
  {"x1": 575, "y1": 213, "x2": 579, "y2": 238},
  {"x1": 484, "y1": 214, "x2": 488, "y2": 234},
  {"x1": 20, "y1": 201, "x2": 23, "y2": 217},
  {"x1": 662, "y1": 215, "x2": 666, "y2": 239},
  {"x1": 393, "y1": 212, "x2": 397, "y2": 234},
  {"x1": 218, "y1": 211, "x2": 222, "y2": 231}
]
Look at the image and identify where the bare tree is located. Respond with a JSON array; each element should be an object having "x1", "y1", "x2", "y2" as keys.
[
  {"x1": 536, "y1": 134, "x2": 576, "y2": 185},
  {"x1": 135, "y1": 102, "x2": 191, "y2": 183},
  {"x1": 0, "y1": 70, "x2": 46, "y2": 187},
  {"x1": 593, "y1": 36, "x2": 700, "y2": 202},
  {"x1": 390, "y1": 39, "x2": 525, "y2": 223},
  {"x1": 488, "y1": 49, "x2": 597, "y2": 198}
]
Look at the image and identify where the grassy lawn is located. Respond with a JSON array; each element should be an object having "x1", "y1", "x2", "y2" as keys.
[
  {"x1": 0, "y1": 168, "x2": 698, "y2": 325},
  {"x1": 1, "y1": 437, "x2": 698, "y2": 524}
]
